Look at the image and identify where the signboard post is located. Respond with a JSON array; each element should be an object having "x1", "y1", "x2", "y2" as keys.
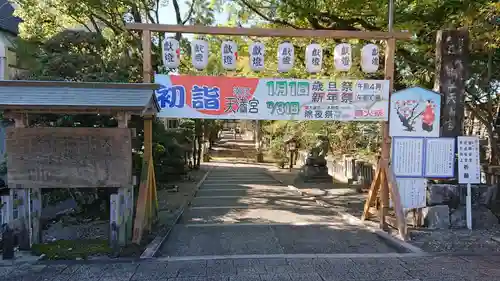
[{"x1": 457, "y1": 136, "x2": 481, "y2": 230}]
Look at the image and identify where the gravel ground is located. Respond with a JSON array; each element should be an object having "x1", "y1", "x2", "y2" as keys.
[{"x1": 407, "y1": 228, "x2": 500, "y2": 253}]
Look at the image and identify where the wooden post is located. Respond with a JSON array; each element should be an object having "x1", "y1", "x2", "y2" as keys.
[
  {"x1": 378, "y1": 38, "x2": 396, "y2": 230},
  {"x1": 116, "y1": 112, "x2": 133, "y2": 245},
  {"x1": 125, "y1": 186, "x2": 134, "y2": 242},
  {"x1": 142, "y1": 29, "x2": 153, "y2": 160},
  {"x1": 109, "y1": 193, "x2": 119, "y2": 253},
  {"x1": 1, "y1": 195, "x2": 13, "y2": 226},
  {"x1": 117, "y1": 188, "x2": 126, "y2": 246},
  {"x1": 6, "y1": 113, "x2": 32, "y2": 249},
  {"x1": 132, "y1": 29, "x2": 158, "y2": 244},
  {"x1": 30, "y1": 188, "x2": 41, "y2": 245}
]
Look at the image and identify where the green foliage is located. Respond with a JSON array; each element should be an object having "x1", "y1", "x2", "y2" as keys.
[
  {"x1": 210, "y1": 0, "x2": 500, "y2": 163},
  {"x1": 15, "y1": 30, "x2": 139, "y2": 82},
  {"x1": 264, "y1": 120, "x2": 380, "y2": 163}
]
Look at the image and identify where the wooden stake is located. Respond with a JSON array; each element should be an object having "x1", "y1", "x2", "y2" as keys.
[
  {"x1": 385, "y1": 163, "x2": 408, "y2": 240},
  {"x1": 132, "y1": 29, "x2": 157, "y2": 244},
  {"x1": 379, "y1": 167, "x2": 388, "y2": 230},
  {"x1": 132, "y1": 158, "x2": 150, "y2": 244},
  {"x1": 362, "y1": 164, "x2": 382, "y2": 220}
]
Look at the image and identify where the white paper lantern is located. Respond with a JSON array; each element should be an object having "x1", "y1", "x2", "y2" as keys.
[
  {"x1": 277, "y1": 42, "x2": 294, "y2": 72},
  {"x1": 334, "y1": 43, "x2": 352, "y2": 72},
  {"x1": 305, "y1": 43, "x2": 323, "y2": 73},
  {"x1": 361, "y1": 44, "x2": 379, "y2": 73},
  {"x1": 191, "y1": 39, "x2": 209, "y2": 70},
  {"x1": 249, "y1": 42, "x2": 265, "y2": 72},
  {"x1": 221, "y1": 40, "x2": 238, "y2": 70},
  {"x1": 162, "y1": 37, "x2": 180, "y2": 69}
]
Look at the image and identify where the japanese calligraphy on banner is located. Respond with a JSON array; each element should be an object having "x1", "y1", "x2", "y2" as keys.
[
  {"x1": 389, "y1": 87, "x2": 441, "y2": 137},
  {"x1": 154, "y1": 74, "x2": 389, "y2": 121}
]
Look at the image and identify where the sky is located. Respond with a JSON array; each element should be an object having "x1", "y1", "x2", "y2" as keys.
[{"x1": 158, "y1": 2, "x2": 229, "y2": 40}]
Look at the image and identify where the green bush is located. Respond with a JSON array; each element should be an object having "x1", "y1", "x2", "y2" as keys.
[{"x1": 269, "y1": 137, "x2": 289, "y2": 167}]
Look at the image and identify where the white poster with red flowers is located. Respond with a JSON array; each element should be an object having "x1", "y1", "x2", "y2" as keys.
[{"x1": 389, "y1": 87, "x2": 441, "y2": 138}]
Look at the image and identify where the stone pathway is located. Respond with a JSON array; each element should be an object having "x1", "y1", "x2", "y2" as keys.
[
  {"x1": 158, "y1": 135, "x2": 400, "y2": 258},
  {"x1": 2, "y1": 133, "x2": 499, "y2": 280},
  {"x1": 2, "y1": 255, "x2": 500, "y2": 280}
]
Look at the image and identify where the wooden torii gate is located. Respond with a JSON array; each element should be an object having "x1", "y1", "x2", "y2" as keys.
[{"x1": 127, "y1": 23, "x2": 413, "y2": 241}]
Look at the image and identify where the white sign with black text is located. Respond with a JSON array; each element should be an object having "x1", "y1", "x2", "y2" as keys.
[
  {"x1": 424, "y1": 138, "x2": 455, "y2": 178},
  {"x1": 396, "y1": 178, "x2": 427, "y2": 210},
  {"x1": 391, "y1": 137, "x2": 425, "y2": 177},
  {"x1": 457, "y1": 136, "x2": 480, "y2": 184}
]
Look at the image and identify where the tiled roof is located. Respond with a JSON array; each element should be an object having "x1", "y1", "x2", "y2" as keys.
[
  {"x1": 0, "y1": 80, "x2": 161, "y2": 113},
  {"x1": 0, "y1": 0, "x2": 22, "y2": 35}
]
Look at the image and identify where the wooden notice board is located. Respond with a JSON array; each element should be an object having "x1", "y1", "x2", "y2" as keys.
[{"x1": 6, "y1": 127, "x2": 132, "y2": 188}]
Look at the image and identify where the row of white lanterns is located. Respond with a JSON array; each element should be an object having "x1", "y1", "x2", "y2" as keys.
[{"x1": 162, "y1": 37, "x2": 380, "y2": 73}]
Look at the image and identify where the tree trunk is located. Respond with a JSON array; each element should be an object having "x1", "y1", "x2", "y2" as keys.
[
  {"x1": 486, "y1": 127, "x2": 499, "y2": 165},
  {"x1": 192, "y1": 139, "x2": 197, "y2": 169},
  {"x1": 195, "y1": 119, "x2": 203, "y2": 168}
]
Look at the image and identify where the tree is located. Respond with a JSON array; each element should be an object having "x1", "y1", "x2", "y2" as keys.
[
  {"x1": 8, "y1": 0, "x2": 221, "y2": 218},
  {"x1": 214, "y1": 0, "x2": 499, "y2": 163}
]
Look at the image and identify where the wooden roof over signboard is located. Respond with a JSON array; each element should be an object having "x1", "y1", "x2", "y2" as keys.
[{"x1": 0, "y1": 80, "x2": 161, "y2": 115}]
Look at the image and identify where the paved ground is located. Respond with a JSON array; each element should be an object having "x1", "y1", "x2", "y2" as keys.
[
  {"x1": 2, "y1": 255, "x2": 500, "y2": 280},
  {"x1": 158, "y1": 133, "x2": 400, "y2": 257},
  {"x1": 4, "y1": 132, "x2": 498, "y2": 280}
]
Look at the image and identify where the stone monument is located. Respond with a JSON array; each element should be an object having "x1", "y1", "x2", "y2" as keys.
[{"x1": 298, "y1": 134, "x2": 333, "y2": 183}]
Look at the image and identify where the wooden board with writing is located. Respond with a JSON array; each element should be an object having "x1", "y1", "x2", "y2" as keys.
[{"x1": 6, "y1": 128, "x2": 132, "y2": 188}]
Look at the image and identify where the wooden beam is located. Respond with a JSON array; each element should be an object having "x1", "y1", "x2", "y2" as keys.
[{"x1": 126, "y1": 23, "x2": 413, "y2": 40}]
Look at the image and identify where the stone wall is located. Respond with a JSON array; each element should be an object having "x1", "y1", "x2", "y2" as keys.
[
  {"x1": 294, "y1": 150, "x2": 499, "y2": 229},
  {"x1": 296, "y1": 151, "x2": 375, "y2": 186},
  {"x1": 423, "y1": 184, "x2": 498, "y2": 229}
]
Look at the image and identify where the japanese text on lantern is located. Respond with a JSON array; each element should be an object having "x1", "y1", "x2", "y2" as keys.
[
  {"x1": 340, "y1": 45, "x2": 350, "y2": 67},
  {"x1": 222, "y1": 42, "x2": 235, "y2": 66},
  {"x1": 311, "y1": 47, "x2": 322, "y2": 66},
  {"x1": 163, "y1": 39, "x2": 177, "y2": 65},
  {"x1": 251, "y1": 44, "x2": 264, "y2": 69},
  {"x1": 194, "y1": 42, "x2": 206, "y2": 63}
]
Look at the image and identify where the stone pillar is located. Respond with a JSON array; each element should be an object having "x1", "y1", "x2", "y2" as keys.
[{"x1": 434, "y1": 29, "x2": 469, "y2": 137}]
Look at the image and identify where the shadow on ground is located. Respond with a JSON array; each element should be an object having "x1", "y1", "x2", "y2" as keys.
[{"x1": 159, "y1": 161, "x2": 407, "y2": 257}]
